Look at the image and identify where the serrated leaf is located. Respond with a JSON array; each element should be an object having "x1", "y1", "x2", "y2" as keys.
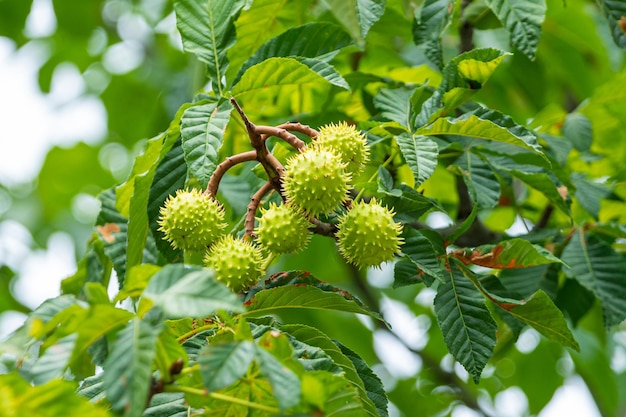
[
  {"x1": 395, "y1": 134, "x2": 438, "y2": 187},
  {"x1": 321, "y1": 0, "x2": 386, "y2": 46},
  {"x1": 412, "y1": 0, "x2": 454, "y2": 69},
  {"x1": 599, "y1": 0, "x2": 626, "y2": 49},
  {"x1": 31, "y1": 333, "x2": 77, "y2": 385},
  {"x1": 373, "y1": 87, "x2": 415, "y2": 129},
  {"x1": 453, "y1": 152, "x2": 500, "y2": 208},
  {"x1": 181, "y1": 99, "x2": 232, "y2": 189},
  {"x1": 244, "y1": 283, "x2": 383, "y2": 321},
  {"x1": 415, "y1": 48, "x2": 510, "y2": 127},
  {"x1": 400, "y1": 228, "x2": 446, "y2": 283},
  {"x1": 232, "y1": 57, "x2": 348, "y2": 98},
  {"x1": 503, "y1": 290, "x2": 579, "y2": 350},
  {"x1": 281, "y1": 324, "x2": 379, "y2": 417},
  {"x1": 147, "y1": 139, "x2": 187, "y2": 263},
  {"x1": 562, "y1": 229, "x2": 626, "y2": 326},
  {"x1": 142, "y1": 264, "x2": 244, "y2": 319},
  {"x1": 145, "y1": 393, "x2": 195, "y2": 417},
  {"x1": 434, "y1": 263, "x2": 496, "y2": 383},
  {"x1": 454, "y1": 238, "x2": 563, "y2": 269},
  {"x1": 233, "y1": 22, "x2": 353, "y2": 85},
  {"x1": 174, "y1": 0, "x2": 244, "y2": 94},
  {"x1": 484, "y1": 0, "x2": 546, "y2": 60},
  {"x1": 199, "y1": 341, "x2": 255, "y2": 391},
  {"x1": 382, "y1": 184, "x2": 441, "y2": 223},
  {"x1": 509, "y1": 170, "x2": 570, "y2": 215},
  {"x1": 336, "y1": 342, "x2": 388, "y2": 417},
  {"x1": 301, "y1": 371, "x2": 367, "y2": 416},
  {"x1": 104, "y1": 318, "x2": 161, "y2": 417}
]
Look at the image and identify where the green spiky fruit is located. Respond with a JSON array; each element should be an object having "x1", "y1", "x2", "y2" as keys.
[
  {"x1": 158, "y1": 189, "x2": 226, "y2": 251},
  {"x1": 336, "y1": 199, "x2": 403, "y2": 269},
  {"x1": 315, "y1": 122, "x2": 369, "y2": 176},
  {"x1": 282, "y1": 147, "x2": 351, "y2": 215},
  {"x1": 256, "y1": 203, "x2": 311, "y2": 254},
  {"x1": 204, "y1": 235, "x2": 265, "y2": 292}
]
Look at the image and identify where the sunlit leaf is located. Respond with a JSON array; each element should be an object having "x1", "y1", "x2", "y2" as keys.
[
  {"x1": 454, "y1": 238, "x2": 562, "y2": 269},
  {"x1": 321, "y1": 0, "x2": 386, "y2": 46},
  {"x1": 485, "y1": 0, "x2": 546, "y2": 60}
]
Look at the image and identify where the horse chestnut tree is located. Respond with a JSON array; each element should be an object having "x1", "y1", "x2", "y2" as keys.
[{"x1": 2, "y1": 0, "x2": 626, "y2": 416}]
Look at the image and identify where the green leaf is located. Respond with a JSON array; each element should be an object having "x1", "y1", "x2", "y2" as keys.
[
  {"x1": 484, "y1": 0, "x2": 547, "y2": 60},
  {"x1": 503, "y1": 290, "x2": 579, "y2": 350},
  {"x1": 562, "y1": 112, "x2": 593, "y2": 152},
  {"x1": 571, "y1": 173, "x2": 611, "y2": 220},
  {"x1": 399, "y1": 228, "x2": 446, "y2": 284},
  {"x1": 254, "y1": 337, "x2": 301, "y2": 411},
  {"x1": 154, "y1": 328, "x2": 188, "y2": 382},
  {"x1": 281, "y1": 324, "x2": 380, "y2": 417},
  {"x1": 417, "y1": 114, "x2": 545, "y2": 156},
  {"x1": 147, "y1": 139, "x2": 187, "y2": 263},
  {"x1": 243, "y1": 271, "x2": 383, "y2": 322},
  {"x1": 1, "y1": 373, "x2": 110, "y2": 417},
  {"x1": 452, "y1": 152, "x2": 500, "y2": 208},
  {"x1": 561, "y1": 229, "x2": 626, "y2": 326},
  {"x1": 199, "y1": 341, "x2": 255, "y2": 391},
  {"x1": 415, "y1": 48, "x2": 510, "y2": 126},
  {"x1": 233, "y1": 22, "x2": 353, "y2": 86},
  {"x1": 104, "y1": 318, "x2": 161, "y2": 417},
  {"x1": 395, "y1": 134, "x2": 438, "y2": 187},
  {"x1": 300, "y1": 371, "x2": 367, "y2": 416},
  {"x1": 373, "y1": 87, "x2": 415, "y2": 129},
  {"x1": 181, "y1": 99, "x2": 232, "y2": 189},
  {"x1": 145, "y1": 393, "x2": 195, "y2": 417},
  {"x1": 381, "y1": 184, "x2": 441, "y2": 223},
  {"x1": 31, "y1": 334, "x2": 77, "y2": 385},
  {"x1": 115, "y1": 264, "x2": 161, "y2": 302},
  {"x1": 413, "y1": 0, "x2": 454, "y2": 68},
  {"x1": 0, "y1": 265, "x2": 30, "y2": 314},
  {"x1": 598, "y1": 0, "x2": 626, "y2": 49},
  {"x1": 321, "y1": 0, "x2": 386, "y2": 46},
  {"x1": 232, "y1": 57, "x2": 349, "y2": 98},
  {"x1": 142, "y1": 264, "x2": 244, "y2": 319},
  {"x1": 509, "y1": 170, "x2": 570, "y2": 215},
  {"x1": 174, "y1": 0, "x2": 244, "y2": 94},
  {"x1": 455, "y1": 238, "x2": 563, "y2": 269},
  {"x1": 434, "y1": 263, "x2": 496, "y2": 383},
  {"x1": 336, "y1": 342, "x2": 388, "y2": 417}
]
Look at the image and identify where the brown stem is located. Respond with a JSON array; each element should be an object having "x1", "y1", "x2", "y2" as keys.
[
  {"x1": 276, "y1": 121, "x2": 319, "y2": 140},
  {"x1": 206, "y1": 150, "x2": 257, "y2": 197},
  {"x1": 533, "y1": 204, "x2": 554, "y2": 231},
  {"x1": 308, "y1": 216, "x2": 337, "y2": 237},
  {"x1": 245, "y1": 181, "x2": 274, "y2": 237},
  {"x1": 256, "y1": 125, "x2": 307, "y2": 151}
]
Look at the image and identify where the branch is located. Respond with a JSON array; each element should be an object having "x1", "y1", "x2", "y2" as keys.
[
  {"x1": 206, "y1": 150, "x2": 257, "y2": 197},
  {"x1": 244, "y1": 181, "x2": 274, "y2": 238},
  {"x1": 276, "y1": 121, "x2": 319, "y2": 140},
  {"x1": 256, "y1": 125, "x2": 307, "y2": 151}
]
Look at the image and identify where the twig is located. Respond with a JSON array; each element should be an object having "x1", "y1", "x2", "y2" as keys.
[
  {"x1": 244, "y1": 181, "x2": 274, "y2": 237},
  {"x1": 256, "y1": 125, "x2": 307, "y2": 151},
  {"x1": 276, "y1": 121, "x2": 319, "y2": 140},
  {"x1": 206, "y1": 150, "x2": 257, "y2": 197}
]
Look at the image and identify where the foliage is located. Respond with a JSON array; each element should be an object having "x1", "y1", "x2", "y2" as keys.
[{"x1": 1, "y1": 0, "x2": 626, "y2": 416}]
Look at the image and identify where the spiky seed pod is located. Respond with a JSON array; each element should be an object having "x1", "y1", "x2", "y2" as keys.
[
  {"x1": 204, "y1": 235, "x2": 265, "y2": 292},
  {"x1": 256, "y1": 203, "x2": 311, "y2": 254},
  {"x1": 158, "y1": 189, "x2": 226, "y2": 251},
  {"x1": 282, "y1": 147, "x2": 351, "y2": 216},
  {"x1": 315, "y1": 122, "x2": 370, "y2": 177},
  {"x1": 336, "y1": 199, "x2": 403, "y2": 269}
]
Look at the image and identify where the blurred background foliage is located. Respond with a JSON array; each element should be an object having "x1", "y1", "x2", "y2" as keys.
[{"x1": 1, "y1": 0, "x2": 626, "y2": 416}]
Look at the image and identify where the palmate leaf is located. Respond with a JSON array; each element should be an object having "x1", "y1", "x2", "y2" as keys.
[
  {"x1": 597, "y1": 0, "x2": 626, "y2": 49},
  {"x1": 142, "y1": 264, "x2": 244, "y2": 319},
  {"x1": 561, "y1": 229, "x2": 626, "y2": 326},
  {"x1": 198, "y1": 341, "x2": 255, "y2": 392},
  {"x1": 243, "y1": 271, "x2": 383, "y2": 322},
  {"x1": 395, "y1": 134, "x2": 438, "y2": 187},
  {"x1": 233, "y1": 22, "x2": 353, "y2": 86},
  {"x1": 174, "y1": 0, "x2": 244, "y2": 94},
  {"x1": 412, "y1": 0, "x2": 454, "y2": 69},
  {"x1": 232, "y1": 57, "x2": 349, "y2": 98},
  {"x1": 484, "y1": 0, "x2": 546, "y2": 60},
  {"x1": 434, "y1": 263, "x2": 497, "y2": 383},
  {"x1": 180, "y1": 99, "x2": 232, "y2": 189},
  {"x1": 104, "y1": 318, "x2": 161, "y2": 417},
  {"x1": 321, "y1": 0, "x2": 386, "y2": 46},
  {"x1": 454, "y1": 238, "x2": 563, "y2": 269}
]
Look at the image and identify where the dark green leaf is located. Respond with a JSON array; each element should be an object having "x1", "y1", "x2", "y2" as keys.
[
  {"x1": 562, "y1": 112, "x2": 593, "y2": 152},
  {"x1": 145, "y1": 393, "x2": 195, "y2": 417},
  {"x1": 571, "y1": 173, "x2": 611, "y2": 220},
  {"x1": 453, "y1": 152, "x2": 500, "y2": 208},
  {"x1": 104, "y1": 318, "x2": 161, "y2": 417},
  {"x1": 413, "y1": 0, "x2": 454, "y2": 68},
  {"x1": 395, "y1": 134, "x2": 438, "y2": 187},
  {"x1": 0, "y1": 265, "x2": 30, "y2": 314},
  {"x1": 434, "y1": 263, "x2": 496, "y2": 383},
  {"x1": 509, "y1": 170, "x2": 570, "y2": 215},
  {"x1": 181, "y1": 99, "x2": 232, "y2": 189},
  {"x1": 199, "y1": 341, "x2": 255, "y2": 391},
  {"x1": 399, "y1": 229, "x2": 446, "y2": 283},
  {"x1": 382, "y1": 184, "x2": 441, "y2": 223},
  {"x1": 598, "y1": 0, "x2": 626, "y2": 49},
  {"x1": 374, "y1": 87, "x2": 415, "y2": 129},
  {"x1": 142, "y1": 264, "x2": 244, "y2": 319},
  {"x1": 484, "y1": 0, "x2": 547, "y2": 60},
  {"x1": 561, "y1": 229, "x2": 626, "y2": 326}
]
